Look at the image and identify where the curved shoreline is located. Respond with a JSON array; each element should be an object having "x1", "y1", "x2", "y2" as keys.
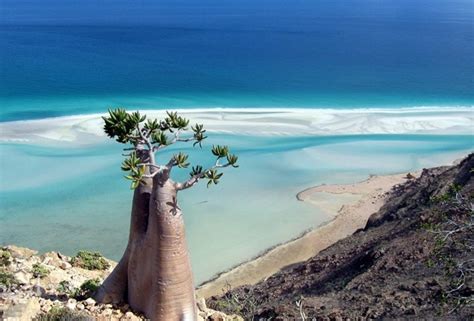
[{"x1": 196, "y1": 171, "x2": 416, "y2": 298}]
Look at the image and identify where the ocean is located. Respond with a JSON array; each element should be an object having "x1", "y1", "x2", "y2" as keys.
[
  {"x1": 1, "y1": 0, "x2": 473, "y2": 120},
  {"x1": 0, "y1": 0, "x2": 473, "y2": 283}
]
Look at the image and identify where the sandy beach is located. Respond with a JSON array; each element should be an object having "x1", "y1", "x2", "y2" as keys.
[
  {"x1": 0, "y1": 107, "x2": 472, "y2": 145},
  {"x1": 196, "y1": 171, "x2": 416, "y2": 298}
]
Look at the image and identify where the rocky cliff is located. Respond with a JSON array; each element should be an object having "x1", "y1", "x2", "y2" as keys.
[
  {"x1": 208, "y1": 154, "x2": 474, "y2": 320},
  {"x1": 0, "y1": 247, "x2": 242, "y2": 320}
]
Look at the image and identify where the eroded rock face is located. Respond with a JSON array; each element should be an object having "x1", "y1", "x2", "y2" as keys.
[
  {"x1": 0, "y1": 246, "x2": 242, "y2": 321},
  {"x1": 208, "y1": 154, "x2": 474, "y2": 320}
]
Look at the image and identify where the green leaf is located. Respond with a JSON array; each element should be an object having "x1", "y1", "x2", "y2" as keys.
[
  {"x1": 174, "y1": 152, "x2": 190, "y2": 168},
  {"x1": 211, "y1": 145, "x2": 229, "y2": 158},
  {"x1": 190, "y1": 165, "x2": 203, "y2": 177},
  {"x1": 226, "y1": 154, "x2": 239, "y2": 167},
  {"x1": 151, "y1": 131, "x2": 168, "y2": 146},
  {"x1": 193, "y1": 126, "x2": 207, "y2": 147},
  {"x1": 144, "y1": 119, "x2": 160, "y2": 134},
  {"x1": 165, "y1": 111, "x2": 190, "y2": 131},
  {"x1": 103, "y1": 108, "x2": 136, "y2": 144},
  {"x1": 130, "y1": 180, "x2": 139, "y2": 189}
]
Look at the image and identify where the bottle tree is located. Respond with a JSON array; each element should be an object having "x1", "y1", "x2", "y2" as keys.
[{"x1": 95, "y1": 109, "x2": 238, "y2": 321}]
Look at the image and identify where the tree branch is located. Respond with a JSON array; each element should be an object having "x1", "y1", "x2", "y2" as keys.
[
  {"x1": 135, "y1": 124, "x2": 158, "y2": 167},
  {"x1": 151, "y1": 129, "x2": 195, "y2": 152},
  {"x1": 138, "y1": 163, "x2": 161, "y2": 170},
  {"x1": 175, "y1": 161, "x2": 231, "y2": 190}
]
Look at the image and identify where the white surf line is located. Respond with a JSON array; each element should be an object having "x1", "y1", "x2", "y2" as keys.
[{"x1": 0, "y1": 107, "x2": 472, "y2": 144}]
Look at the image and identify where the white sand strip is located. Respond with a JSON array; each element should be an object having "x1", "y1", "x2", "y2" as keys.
[{"x1": 0, "y1": 107, "x2": 472, "y2": 144}]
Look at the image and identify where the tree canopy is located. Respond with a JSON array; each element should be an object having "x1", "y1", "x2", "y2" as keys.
[{"x1": 102, "y1": 108, "x2": 238, "y2": 189}]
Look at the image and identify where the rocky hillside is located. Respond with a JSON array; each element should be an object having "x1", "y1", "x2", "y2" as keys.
[
  {"x1": 0, "y1": 246, "x2": 242, "y2": 321},
  {"x1": 208, "y1": 154, "x2": 474, "y2": 320}
]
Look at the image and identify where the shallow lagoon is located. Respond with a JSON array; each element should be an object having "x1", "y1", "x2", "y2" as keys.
[{"x1": 1, "y1": 133, "x2": 472, "y2": 284}]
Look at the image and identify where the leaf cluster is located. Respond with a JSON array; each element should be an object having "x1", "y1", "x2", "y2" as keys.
[
  {"x1": 197, "y1": 145, "x2": 238, "y2": 187},
  {"x1": 121, "y1": 152, "x2": 146, "y2": 189},
  {"x1": 103, "y1": 109, "x2": 145, "y2": 144},
  {"x1": 174, "y1": 152, "x2": 190, "y2": 168},
  {"x1": 192, "y1": 123, "x2": 207, "y2": 147},
  {"x1": 205, "y1": 169, "x2": 224, "y2": 187},
  {"x1": 164, "y1": 111, "x2": 190, "y2": 131},
  {"x1": 103, "y1": 109, "x2": 238, "y2": 189},
  {"x1": 212, "y1": 145, "x2": 239, "y2": 167}
]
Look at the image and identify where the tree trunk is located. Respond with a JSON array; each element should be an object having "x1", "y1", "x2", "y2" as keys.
[{"x1": 95, "y1": 174, "x2": 197, "y2": 321}]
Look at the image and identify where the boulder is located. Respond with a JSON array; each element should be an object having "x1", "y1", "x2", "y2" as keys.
[
  {"x1": 121, "y1": 311, "x2": 142, "y2": 321},
  {"x1": 84, "y1": 297, "x2": 96, "y2": 306},
  {"x1": 5, "y1": 246, "x2": 37, "y2": 259},
  {"x1": 2, "y1": 297, "x2": 41, "y2": 321},
  {"x1": 13, "y1": 271, "x2": 30, "y2": 285},
  {"x1": 66, "y1": 298, "x2": 77, "y2": 310}
]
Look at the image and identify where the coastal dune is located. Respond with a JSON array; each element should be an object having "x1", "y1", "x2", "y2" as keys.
[
  {"x1": 0, "y1": 107, "x2": 472, "y2": 144},
  {"x1": 196, "y1": 172, "x2": 415, "y2": 298}
]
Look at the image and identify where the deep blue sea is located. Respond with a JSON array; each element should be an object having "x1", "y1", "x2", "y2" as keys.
[
  {"x1": 0, "y1": 0, "x2": 473, "y2": 283},
  {"x1": 1, "y1": 0, "x2": 473, "y2": 121}
]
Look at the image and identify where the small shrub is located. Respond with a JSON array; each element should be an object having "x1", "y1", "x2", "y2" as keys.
[
  {"x1": 71, "y1": 251, "x2": 110, "y2": 270},
  {"x1": 73, "y1": 278, "x2": 101, "y2": 300},
  {"x1": 56, "y1": 278, "x2": 101, "y2": 300},
  {"x1": 0, "y1": 249, "x2": 11, "y2": 266},
  {"x1": 424, "y1": 184, "x2": 473, "y2": 314},
  {"x1": 208, "y1": 283, "x2": 260, "y2": 320},
  {"x1": 34, "y1": 306, "x2": 93, "y2": 321},
  {"x1": 32, "y1": 263, "x2": 50, "y2": 278},
  {"x1": 0, "y1": 269, "x2": 18, "y2": 288},
  {"x1": 56, "y1": 280, "x2": 76, "y2": 296}
]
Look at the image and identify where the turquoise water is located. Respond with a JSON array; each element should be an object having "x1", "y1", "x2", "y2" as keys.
[
  {"x1": 1, "y1": 0, "x2": 473, "y2": 121},
  {"x1": 0, "y1": 0, "x2": 473, "y2": 283},
  {"x1": 1, "y1": 134, "x2": 472, "y2": 283}
]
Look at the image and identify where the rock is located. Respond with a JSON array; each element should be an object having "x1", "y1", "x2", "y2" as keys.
[
  {"x1": 2, "y1": 244, "x2": 242, "y2": 321},
  {"x1": 66, "y1": 298, "x2": 77, "y2": 310},
  {"x1": 208, "y1": 312, "x2": 226, "y2": 321},
  {"x1": 5, "y1": 245, "x2": 38, "y2": 259},
  {"x1": 119, "y1": 303, "x2": 130, "y2": 311},
  {"x1": 406, "y1": 172, "x2": 416, "y2": 179},
  {"x1": 121, "y1": 311, "x2": 141, "y2": 321},
  {"x1": 197, "y1": 297, "x2": 207, "y2": 312},
  {"x1": 32, "y1": 285, "x2": 46, "y2": 297},
  {"x1": 103, "y1": 308, "x2": 113, "y2": 316},
  {"x1": 84, "y1": 297, "x2": 96, "y2": 306},
  {"x1": 14, "y1": 271, "x2": 30, "y2": 285},
  {"x1": 2, "y1": 297, "x2": 41, "y2": 321}
]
